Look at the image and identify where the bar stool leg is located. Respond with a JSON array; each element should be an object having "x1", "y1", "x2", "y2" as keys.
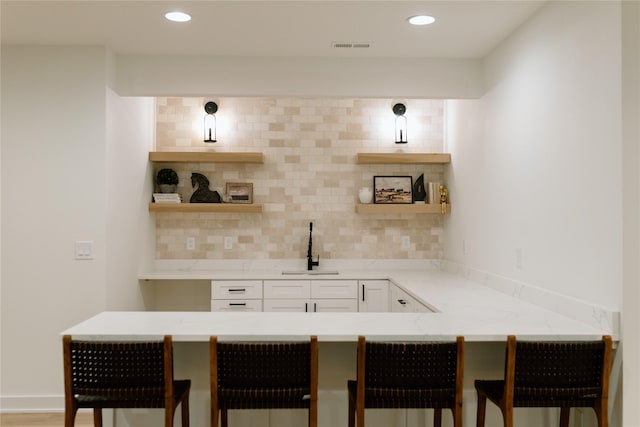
[
  {"x1": 93, "y1": 409, "x2": 103, "y2": 427},
  {"x1": 476, "y1": 392, "x2": 487, "y2": 427},
  {"x1": 433, "y1": 408, "x2": 442, "y2": 426},
  {"x1": 560, "y1": 407, "x2": 570, "y2": 427}
]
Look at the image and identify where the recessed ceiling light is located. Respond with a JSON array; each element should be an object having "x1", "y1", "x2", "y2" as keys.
[
  {"x1": 165, "y1": 11, "x2": 191, "y2": 22},
  {"x1": 407, "y1": 15, "x2": 436, "y2": 26}
]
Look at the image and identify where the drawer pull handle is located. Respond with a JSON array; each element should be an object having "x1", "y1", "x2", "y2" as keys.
[
  {"x1": 228, "y1": 288, "x2": 246, "y2": 293},
  {"x1": 229, "y1": 303, "x2": 247, "y2": 306},
  {"x1": 398, "y1": 299, "x2": 407, "y2": 305}
]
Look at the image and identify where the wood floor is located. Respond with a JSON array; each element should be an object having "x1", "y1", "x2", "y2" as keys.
[{"x1": 0, "y1": 413, "x2": 93, "y2": 427}]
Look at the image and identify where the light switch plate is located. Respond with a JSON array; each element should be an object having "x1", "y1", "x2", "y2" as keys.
[{"x1": 75, "y1": 241, "x2": 93, "y2": 260}]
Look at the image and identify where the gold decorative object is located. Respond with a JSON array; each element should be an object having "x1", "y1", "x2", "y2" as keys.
[{"x1": 440, "y1": 185, "x2": 449, "y2": 214}]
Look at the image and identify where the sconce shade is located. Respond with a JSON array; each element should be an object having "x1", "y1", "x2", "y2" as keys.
[
  {"x1": 393, "y1": 103, "x2": 407, "y2": 144},
  {"x1": 204, "y1": 101, "x2": 218, "y2": 143}
]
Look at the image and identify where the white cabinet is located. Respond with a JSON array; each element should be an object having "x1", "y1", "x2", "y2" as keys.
[
  {"x1": 263, "y1": 280, "x2": 358, "y2": 312},
  {"x1": 390, "y1": 283, "x2": 433, "y2": 313},
  {"x1": 263, "y1": 280, "x2": 310, "y2": 299},
  {"x1": 312, "y1": 299, "x2": 358, "y2": 312},
  {"x1": 311, "y1": 280, "x2": 358, "y2": 299},
  {"x1": 211, "y1": 280, "x2": 263, "y2": 312},
  {"x1": 358, "y1": 280, "x2": 389, "y2": 312},
  {"x1": 210, "y1": 278, "x2": 431, "y2": 314}
]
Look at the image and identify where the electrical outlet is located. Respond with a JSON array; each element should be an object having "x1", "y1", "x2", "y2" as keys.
[
  {"x1": 186, "y1": 237, "x2": 195, "y2": 251},
  {"x1": 224, "y1": 237, "x2": 233, "y2": 250},
  {"x1": 515, "y1": 248, "x2": 523, "y2": 269},
  {"x1": 401, "y1": 236, "x2": 410, "y2": 250}
]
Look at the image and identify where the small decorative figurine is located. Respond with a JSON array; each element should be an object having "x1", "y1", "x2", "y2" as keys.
[
  {"x1": 413, "y1": 174, "x2": 426, "y2": 203},
  {"x1": 190, "y1": 173, "x2": 221, "y2": 203},
  {"x1": 440, "y1": 185, "x2": 449, "y2": 214}
]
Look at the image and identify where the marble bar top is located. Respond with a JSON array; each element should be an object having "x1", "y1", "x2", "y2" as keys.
[{"x1": 64, "y1": 267, "x2": 615, "y2": 342}]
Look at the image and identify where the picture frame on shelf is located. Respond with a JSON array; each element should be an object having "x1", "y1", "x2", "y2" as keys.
[
  {"x1": 226, "y1": 182, "x2": 253, "y2": 204},
  {"x1": 373, "y1": 176, "x2": 413, "y2": 204}
]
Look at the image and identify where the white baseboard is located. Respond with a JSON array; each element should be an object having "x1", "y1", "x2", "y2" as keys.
[{"x1": 0, "y1": 395, "x2": 64, "y2": 412}]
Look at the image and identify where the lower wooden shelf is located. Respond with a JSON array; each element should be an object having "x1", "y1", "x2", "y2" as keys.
[
  {"x1": 149, "y1": 203, "x2": 263, "y2": 213},
  {"x1": 355, "y1": 203, "x2": 450, "y2": 214}
]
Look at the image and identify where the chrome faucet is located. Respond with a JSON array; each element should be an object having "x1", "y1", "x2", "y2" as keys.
[{"x1": 307, "y1": 222, "x2": 320, "y2": 271}]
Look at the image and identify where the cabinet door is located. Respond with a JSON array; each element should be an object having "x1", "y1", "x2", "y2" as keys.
[
  {"x1": 358, "y1": 280, "x2": 389, "y2": 312},
  {"x1": 390, "y1": 284, "x2": 412, "y2": 312},
  {"x1": 263, "y1": 299, "x2": 310, "y2": 312},
  {"x1": 263, "y1": 280, "x2": 310, "y2": 299},
  {"x1": 311, "y1": 299, "x2": 358, "y2": 312},
  {"x1": 211, "y1": 299, "x2": 262, "y2": 312},
  {"x1": 211, "y1": 280, "x2": 263, "y2": 299},
  {"x1": 310, "y1": 280, "x2": 357, "y2": 299},
  {"x1": 390, "y1": 284, "x2": 434, "y2": 313}
]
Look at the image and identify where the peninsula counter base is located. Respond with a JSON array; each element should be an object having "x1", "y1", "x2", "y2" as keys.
[{"x1": 62, "y1": 311, "x2": 614, "y2": 427}]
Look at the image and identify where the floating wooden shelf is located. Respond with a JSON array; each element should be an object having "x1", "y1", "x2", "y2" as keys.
[
  {"x1": 355, "y1": 203, "x2": 450, "y2": 214},
  {"x1": 149, "y1": 203, "x2": 263, "y2": 213},
  {"x1": 149, "y1": 151, "x2": 264, "y2": 163},
  {"x1": 356, "y1": 153, "x2": 451, "y2": 164}
]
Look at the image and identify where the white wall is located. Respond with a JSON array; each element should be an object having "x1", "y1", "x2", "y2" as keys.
[
  {"x1": 114, "y1": 56, "x2": 483, "y2": 99},
  {"x1": 444, "y1": 1, "x2": 623, "y2": 310},
  {"x1": 105, "y1": 89, "x2": 155, "y2": 310},
  {"x1": 444, "y1": 2, "x2": 639, "y2": 425},
  {"x1": 621, "y1": 1, "x2": 640, "y2": 425},
  {"x1": 0, "y1": 46, "x2": 109, "y2": 409}
]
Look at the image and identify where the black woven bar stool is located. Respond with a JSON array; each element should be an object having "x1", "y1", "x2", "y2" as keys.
[
  {"x1": 210, "y1": 336, "x2": 318, "y2": 427},
  {"x1": 62, "y1": 335, "x2": 191, "y2": 427},
  {"x1": 474, "y1": 335, "x2": 612, "y2": 427},
  {"x1": 347, "y1": 336, "x2": 464, "y2": 427}
]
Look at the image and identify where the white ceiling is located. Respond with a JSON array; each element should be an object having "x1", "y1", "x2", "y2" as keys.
[{"x1": 1, "y1": 1, "x2": 547, "y2": 59}]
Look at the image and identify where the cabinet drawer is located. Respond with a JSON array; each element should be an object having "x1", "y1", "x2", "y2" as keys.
[
  {"x1": 311, "y1": 280, "x2": 357, "y2": 299},
  {"x1": 211, "y1": 299, "x2": 262, "y2": 312},
  {"x1": 263, "y1": 299, "x2": 310, "y2": 312},
  {"x1": 211, "y1": 280, "x2": 262, "y2": 299},
  {"x1": 263, "y1": 280, "x2": 311, "y2": 299},
  {"x1": 312, "y1": 299, "x2": 358, "y2": 312}
]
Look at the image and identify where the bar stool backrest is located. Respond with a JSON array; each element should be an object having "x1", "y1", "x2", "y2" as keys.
[
  {"x1": 68, "y1": 340, "x2": 167, "y2": 398},
  {"x1": 365, "y1": 341, "x2": 460, "y2": 389}
]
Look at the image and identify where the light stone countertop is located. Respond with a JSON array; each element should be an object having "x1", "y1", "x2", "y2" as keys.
[{"x1": 63, "y1": 267, "x2": 616, "y2": 342}]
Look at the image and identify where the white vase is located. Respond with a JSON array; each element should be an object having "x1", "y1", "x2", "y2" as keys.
[{"x1": 359, "y1": 187, "x2": 373, "y2": 204}]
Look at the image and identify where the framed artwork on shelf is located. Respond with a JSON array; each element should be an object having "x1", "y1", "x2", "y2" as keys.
[
  {"x1": 373, "y1": 176, "x2": 413, "y2": 204},
  {"x1": 226, "y1": 182, "x2": 253, "y2": 204}
]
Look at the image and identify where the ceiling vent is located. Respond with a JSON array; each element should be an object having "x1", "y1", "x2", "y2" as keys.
[{"x1": 332, "y1": 42, "x2": 371, "y2": 49}]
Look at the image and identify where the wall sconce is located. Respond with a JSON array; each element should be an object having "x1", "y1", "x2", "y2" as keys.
[
  {"x1": 393, "y1": 103, "x2": 407, "y2": 144},
  {"x1": 204, "y1": 101, "x2": 218, "y2": 143}
]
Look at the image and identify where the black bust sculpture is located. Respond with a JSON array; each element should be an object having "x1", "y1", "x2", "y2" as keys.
[
  {"x1": 413, "y1": 174, "x2": 426, "y2": 203},
  {"x1": 190, "y1": 173, "x2": 221, "y2": 203}
]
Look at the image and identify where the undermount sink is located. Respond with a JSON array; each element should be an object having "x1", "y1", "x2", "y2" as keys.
[{"x1": 281, "y1": 270, "x2": 340, "y2": 275}]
